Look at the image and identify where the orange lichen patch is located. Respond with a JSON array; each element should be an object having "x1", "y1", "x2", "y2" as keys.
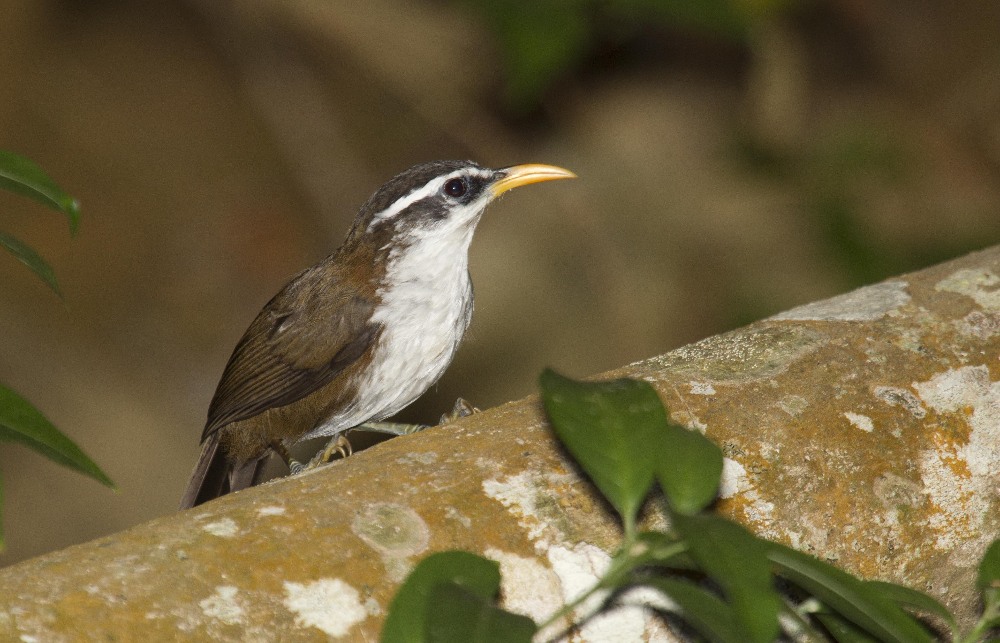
[{"x1": 931, "y1": 437, "x2": 973, "y2": 480}]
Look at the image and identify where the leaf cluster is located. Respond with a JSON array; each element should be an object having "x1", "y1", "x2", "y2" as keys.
[
  {"x1": 383, "y1": 370, "x2": 1000, "y2": 642},
  {"x1": 0, "y1": 151, "x2": 114, "y2": 550}
]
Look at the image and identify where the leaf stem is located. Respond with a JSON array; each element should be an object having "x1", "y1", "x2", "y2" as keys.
[{"x1": 538, "y1": 535, "x2": 688, "y2": 639}]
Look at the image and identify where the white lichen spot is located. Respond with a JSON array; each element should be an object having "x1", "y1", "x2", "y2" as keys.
[
  {"x1": 743, "y1": 490, "x2": 776, "y2": 531},
  {"x1": 548, "y1": 543, "x2": 668, "y2": 641},
  {"x1": 719, "y1": 458, "x2": 749, "y2": 499},
  {"x1": 935, "y1": 268, "x2": 1000, "y2": 311},
  {"x1": 283, "y1": 578, "x2": 367, "y2": 637},
  {"x1": 483, "y1": 470, "x2": 577, "y2": 547},
  {"x1": 444, "y1": 506, "x2": 472, "y2": 528},
  {"x1": 199, "y1": 585, "x2": 244, "y2": 625},
  {"x1": 484, "y1": 547, "x2": 564, "y2": 631},
  {"x1": 201, "y1": 517, "x2": 239, "y2": 538},
  {"x1": 769, "y1": 280, "x2": 910, "y2": 321},
  {"x1": 914, "y1": 365, "x2": 992, "y2": 415},
  {"x1": 955, "y1": 310, "x2": 1000, "y2": 339},
  {"x1": 688, "y1": 381, "x2": 715, "y2": 395},
  {"x1": 844, "y1": 412, "x2": 874, "y2": 433},
  {"x1": 256, "y1": 505, "x2": 286, "y2": 517},
  {"x1": 913, "y1": 365, "x2": 1000, "y2": 550}
]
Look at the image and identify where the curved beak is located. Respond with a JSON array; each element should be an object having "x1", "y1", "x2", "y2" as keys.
[{"x1": 490, "y1": 164, "x2": 577, "y2": 198}]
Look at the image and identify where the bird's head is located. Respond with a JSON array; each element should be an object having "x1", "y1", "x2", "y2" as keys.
[{"x1": 346, "y1": 160, "x2": 576, "y2": 253}]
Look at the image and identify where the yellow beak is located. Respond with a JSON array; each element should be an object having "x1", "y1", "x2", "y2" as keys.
[{"x1": 490, "y1": 164, "x2": 577, "y2": 198}]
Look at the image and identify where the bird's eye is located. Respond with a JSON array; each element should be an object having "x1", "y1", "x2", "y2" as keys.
[{"x1": 444, "y1": 178, "x2": 467, "y2": 198}]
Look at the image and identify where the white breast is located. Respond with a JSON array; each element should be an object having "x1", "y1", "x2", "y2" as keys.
[{"x1": 306, "y1": 214, "x2": 479, "y2": 439}]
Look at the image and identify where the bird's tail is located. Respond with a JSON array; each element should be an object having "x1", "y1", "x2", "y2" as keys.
[{"x1": 178, "y1": 433, "x2": 262, "y2": 509}]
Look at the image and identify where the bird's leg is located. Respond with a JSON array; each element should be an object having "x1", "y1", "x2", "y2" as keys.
[
  {"x1": 349, "y1": 398, "x2": 481, "y2": 438},
  {"x1": 270, "y1": 440, "x2": 307, "y2": 475},
  {"x1": 354, "y1": 421, "x2": 429, "y2": 436},
  {"x1": 440, "y1": 397, "x2": 480, "y2": 423},
  {"x1": 301, "y1": 434, "x2": 353, "y2": 471}
]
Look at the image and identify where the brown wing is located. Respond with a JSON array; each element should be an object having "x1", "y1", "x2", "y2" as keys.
[{"x1": 202, "y1": 264, "x2": 378, "y2": 440}]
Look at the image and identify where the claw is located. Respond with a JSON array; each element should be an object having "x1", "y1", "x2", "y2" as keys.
[{"x1": 440, "y1": 397, "x2": 480, "y2": 424}]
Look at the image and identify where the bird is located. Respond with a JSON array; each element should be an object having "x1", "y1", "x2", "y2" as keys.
[{"x1": 179, "y1": 160, "x2": 575, "y2": 508}]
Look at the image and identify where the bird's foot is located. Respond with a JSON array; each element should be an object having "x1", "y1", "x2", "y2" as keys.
[
  {"x1": 440, "y1": 397, "x2": 480, "y2": 424},
  {"x1": 300, "y1": 434, "x2": 353, "y2": 472}
]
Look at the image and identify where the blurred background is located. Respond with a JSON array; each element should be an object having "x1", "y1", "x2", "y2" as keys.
[{"x1": 1, "y1": 0, "x2": 998, "y2": 564}]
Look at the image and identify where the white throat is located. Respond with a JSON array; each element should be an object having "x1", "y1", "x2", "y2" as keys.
[{"x1": 308, "y1": 200, "x2": 487, "y2": 438}]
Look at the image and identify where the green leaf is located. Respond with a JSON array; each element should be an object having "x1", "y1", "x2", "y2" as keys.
[
  {"x1": 425, "y1": 583, "x2": 536, "y2": 643},
  {"x1": 0, "y1": 150, "x2": 80, "y2": 233},
  {"x1": 539, "y1": 370, "x2": 661, "y2": 532},
  {"x1": 768, "y1": 543, "x2": 935, "y2": 643},
  {"x1": 0, "y1": 231, "x2": 61, "y2": 295},
  {"x1": 656, "y1": 417, "x2": 723, "y2": 515},
  {"x1": 978, "y1": 539, "x2": 1000, "y2": 591},
  {"x1": 815, "y1": 612, "x2": 881, "y2": 643},
  {"x1": 866, "y1": 580, "x2": 956, "y2": 636},
  {"x1": 671, "y1": 513, "x2": 781, "y2": 643},
  {"x1": 0, "y1": 384, "x2": 114, "y2": 489},
  {"x1": 646, "y1": 577, "x2": 742, "y2": 643},
  {"x1": 382, "y1": 551, "x2": 502, "y2": 643}
]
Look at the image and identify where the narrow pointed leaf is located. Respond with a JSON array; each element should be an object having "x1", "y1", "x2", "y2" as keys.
[
  {"x1": 672, "y1": 513, "x2": 781, "y2": 643},
  {"x1": 0, "y1": 150, "x2": 80, "y2": 233},
  {"x1": 768, "y1": 543, "x2": 934, "y2": 643},
  {"x1": 646, "y1": 577, "x2": 742, "y2": 643},
  {"x1": 656, "y1": 418, "x2": 723, "y2": 514},
  {"x1": 815, "y1": 612, "x2": 881, "y2": 643},
  {"x1": 978, "y1": 539, "x2": 1000, "y2": 591},
  {"x1": 425, "y1": 583, "x2": 536, "y2": 643},
  {"x1": 540, "y1": 370, "x2": 660, "y2": 530},
  {"x1": 0, "y1": 231, "x2": 61, "y2": 295},
  {"x1": 866, "y1": 580, "x2": 956, "y2": 636},
  {"x1": 0, "y1": 384, "x2": 114, "y2": 488},
  {"x1": 382, "y1": 551, "x2": 502, "y2": 643}
]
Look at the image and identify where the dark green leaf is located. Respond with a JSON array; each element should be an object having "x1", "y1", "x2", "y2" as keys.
[
  {"x1": 382, "y1": 551, "x2": 502, "y2": 643},
  {"x1": 768, "y1": 543, "x2": 934, "y2": 643},
  {"x1": 0, "y1": 384, "x2": 114, "y2": 489},
  {"x1": 425, "y1": 583, "x2": 536, "y2": 643},
  {"x1": 672, "y1": 513, "x2": 781, "y2": 643},
  {"x1": 540, "y1": 370, "x2": 661, "y2": 531},
  {"x1": 0, "y1": 231, "x2": 61, "y2": 295},
  {"x1": 646, "y1": 577, "x2": 742, "y2": 643},
  {"x1": 0, "y1": 150, "x2": 79, "y2": 233},
  {"x1": 866, "y1": 580, "x2": 956, "y2": 635},
  {"x1": 656, "y1": 418, "x2": 723, "y2": 514},
  {"x1": 815, "y1": 612, "x2": 881, "y2": 643},
  {"x1": 978, "y1": 540, "x2": 1000, "y2": 591}
]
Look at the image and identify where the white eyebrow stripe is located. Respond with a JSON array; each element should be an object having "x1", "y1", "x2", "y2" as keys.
[{"x1": 367, "y1": 170, "x2": 464, "y2": 232}]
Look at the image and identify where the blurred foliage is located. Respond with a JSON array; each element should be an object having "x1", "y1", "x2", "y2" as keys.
[
  {"x1": 0, "y1": 150, "x2": 115, "y2": 551},
  {"x1": 459, "y1": 0, "x2": 796, "y2": 113}
]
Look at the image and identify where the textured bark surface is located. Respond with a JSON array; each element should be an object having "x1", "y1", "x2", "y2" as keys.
[{"x1": 2, "y1": 246, "x2": 999, "y2": 641}]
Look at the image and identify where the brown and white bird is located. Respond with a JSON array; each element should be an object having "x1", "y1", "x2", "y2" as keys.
[{"x1": 180, "y1": 160, "x2": 575, "y2": 508}]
